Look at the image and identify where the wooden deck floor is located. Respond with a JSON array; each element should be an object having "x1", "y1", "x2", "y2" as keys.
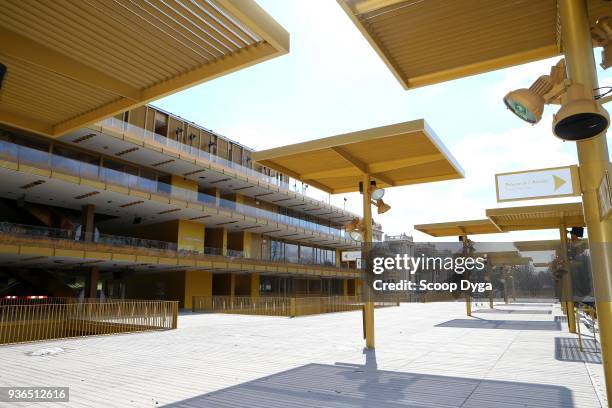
[{"x1": 0, "y1": 301, "x2": 605, "y2": 407}]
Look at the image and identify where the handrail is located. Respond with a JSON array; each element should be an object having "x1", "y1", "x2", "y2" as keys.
[
  {"x1": 192, "y1": 295, "x2": 397, "y2": 317},
  {"x1": 99, "y1": 117, "x2": 350, "y2": 210},
  {"x1": 0, "y1": 299, "x2": 178, "y2": 345},
  {"x1": 0, "y1": 139, "x2": 348, "y2": 239}
]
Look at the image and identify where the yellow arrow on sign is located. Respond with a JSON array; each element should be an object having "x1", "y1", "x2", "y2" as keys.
[{"x1": 553, "y1": 175, "x2": 567, "y2": 191}]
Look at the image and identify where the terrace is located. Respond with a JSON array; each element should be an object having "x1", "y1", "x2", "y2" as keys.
[{"x1": 0, "y1": 301, "x2": 605, "y2": 407}]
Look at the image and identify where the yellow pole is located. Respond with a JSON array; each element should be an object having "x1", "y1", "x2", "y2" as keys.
[
  {"x1": 559, "y1": 224, "x2": 576, "y2": 333},
  {"x1": 559, "y1": 1, "x2": 612, "y2": 404},
  {"x1": 503, "y1": 268, "x2": 509, "y2": 304},
  {"x1": 362, "y1": 174, "x2": 375, "y2": 349},
  {"x1": 462, "y1": 234, "x2": 471, "y2": 317}
]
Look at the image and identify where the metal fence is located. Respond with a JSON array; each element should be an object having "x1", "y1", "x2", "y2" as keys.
[
  {"x1": 0, "y1": 299, "x2": 178, "y2": 345},
  {"x1": 192, "y1": 296, "x2": 398, "y2": 317}
]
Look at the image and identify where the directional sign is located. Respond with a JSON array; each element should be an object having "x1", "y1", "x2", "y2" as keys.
[
  {"x1": 341, "y1": 251, "x2": 361, "y2": 262},
  {"x1": 496, "y1": 166, "x2": 581, "y2": 202}
]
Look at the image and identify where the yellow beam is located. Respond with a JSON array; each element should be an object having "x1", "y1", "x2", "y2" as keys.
[
  {"x1": 349, "y1": 0, "x2": 407, "y2": 15},
  {"x1": 332, "y1": 146, "x2": 369, "y2": 174},
  {"x1": 0, "y1": 110, "x2": 53, "y2": 136},
  {"x1": 368, "y1": 154, "x2": 444, "y2": 174},
  {"x1": 217, "y1": 0, "x2": 290, "y2": 53},
  {"x1": 336, "y1": 0, "x2": 407, "y2": 89},
  {"x1": 300, "y1": 154, "x2": 444, "y2": 181},
  {"x1": 53, "y1": 43, "x2": 280, "y2": 136},
  {"x1": 0, "y1": 26, "x2": 140, "y2": 101}
]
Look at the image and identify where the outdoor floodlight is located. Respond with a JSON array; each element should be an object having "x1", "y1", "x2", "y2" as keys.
[
  {"x1": 371, "y1": 198, "x2": 391, "y2": 214},
  {"x1": 504, "y1": 59, "x2": 566, "y2": 124},
  {"x1": 369, "y1": 184, "x2": 385, "y2": 200},
  {"x1": 553, "y1": 84, "x2": 609, "y2": 141},
  {"x1": 570, "y1": 226, "x2": 585, "y2": 238},
  {"x1": 346, "y1": 218, "x2": 364, "y2": 242},
  {"x1": 504, "y1": 58, "x2": 609, "y2": 141},
  {"x1": 503, "y1": 75, "x2": 553, "y2": 124},
  {"x1": 592, "y1": 16, "x2": 612, "y2": 69}
]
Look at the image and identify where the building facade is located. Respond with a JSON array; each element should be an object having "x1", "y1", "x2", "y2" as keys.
[{"x1": 0, "y1": 105, "x2": 364, "y2": 308}]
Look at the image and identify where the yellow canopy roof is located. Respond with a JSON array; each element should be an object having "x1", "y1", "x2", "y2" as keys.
[
  {"x1": 414, "y1": 219, "x2": 501, "y2": 237},
  {"x1": 252, "y1": 119, "x2": 464, "y2": 194},
  {"x1": 534, "y1": 262, "x2": 551, "y2": 268},
  {"x1": 338, "y1": 0, "x2": 610, "y2": 89},
  {"x1": 514, "y1": 240, "x2": 561, "y2": 252},
  {"x1": 486, "y1": 203, "x2": 585, "y2": 232},
  {"x1": 471, "y1": 251, "x2": 531, "y2": 266},
  {"x1": 0, "y1": 0, "x2": 288, "y2": 137}
]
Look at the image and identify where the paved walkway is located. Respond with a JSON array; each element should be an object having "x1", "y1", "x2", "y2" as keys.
[{"x1": 0, "y1": 301, "x2": 606, "y2": 407}]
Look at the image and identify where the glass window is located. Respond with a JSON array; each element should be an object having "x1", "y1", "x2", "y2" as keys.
[
  {"x1": 285, "y1": 243, "x2": 298, "y2": 263},
  {"x1": 300, "y1": 245, "x2": 314, "y2": 264},
  {"x1": 270, "y1": 240, "x2": 284, "y2": 261}
]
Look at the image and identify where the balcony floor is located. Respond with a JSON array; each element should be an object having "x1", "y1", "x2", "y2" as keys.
[{"x1": 0, "y1": 301, "x2": 606, "y2": 407}]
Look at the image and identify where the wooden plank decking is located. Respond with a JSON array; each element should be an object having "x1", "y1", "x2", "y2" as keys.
[{"x1": 0, "y1": 301, "x2": 605, "y2": 407}]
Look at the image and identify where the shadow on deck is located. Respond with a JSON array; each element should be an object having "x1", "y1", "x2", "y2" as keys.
[
  {"x1": 472, "y1": 309, "x2": 552, "y2": 314},
  {"x1": 164, "y1": 350, "x2": 575, "y2": 407},
  {"x1": 435, "y1": 319, "x2": 561, "y2": 331},
  {"x1": 555, "y1": 337, "x2": 602, "y2": 364}
]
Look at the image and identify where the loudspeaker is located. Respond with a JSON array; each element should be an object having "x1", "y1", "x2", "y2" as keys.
[{"x1": 570, "y1": 226, "x2": 584, "y2": 238}]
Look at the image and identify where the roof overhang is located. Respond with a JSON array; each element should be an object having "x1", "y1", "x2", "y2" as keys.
[
  {"x1": 338, "y1": 0, "x2": 610, "y2": 89},
  {"x1": 414, "y1": 219, "x2": 501, "y2": 238},
  {"x1": 252, "y1": 119, "x2": 464, "y2": 194},
  {"x1": 514, "y1": 240, "x2": 561, "y2": 252},
  {"x1": 0, "y1": 0, "x2": 289, "y2": 137},
  {"x1": 486, "y1": 203, "x2": 585, "y2": 232}
]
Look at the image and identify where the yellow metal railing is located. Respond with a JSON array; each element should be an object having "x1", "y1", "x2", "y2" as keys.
[
  {"x1": 192, "y1": 295, "x2": 398, "y2": 317},
  {"x1": 0, "y1": 299, "x2": 178, "y2": 345}
]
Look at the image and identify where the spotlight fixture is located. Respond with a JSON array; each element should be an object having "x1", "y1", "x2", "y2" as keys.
[
  {"x1": 592, "y1": 16, "x2": 612, "y2": 69},
  {"x1": 570, "y1": 226, "x2": 584, "y2": 238},
  {"x1": 504, "y1": 58, "x2": 610, "y2": 141},
  {"x1": 346, "y1": 218, "x2": 364, "y2": 242},
  {"x1": 371, "y1": 198, "x2": 391, "y2": 214},
  {"x1": 369, "y1": 182, "x2": 385, "y2": 200},
  {"x1": 553, "y1": 84, "x2": 609, "y2": 141},
  {"x1": 503, "y1": 59, "x2": 566, "y2": 124}
]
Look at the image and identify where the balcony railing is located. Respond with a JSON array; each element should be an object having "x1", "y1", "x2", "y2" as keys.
[
  {"x1": 0, "y1": 139, "x2": 347, "y2": 239},
  {"x1": 0, "y1": 222, "x2": 345, "y2": 269},
  {"x1": 100, "y1": 117, "x2": 337, "y2": 205},
  {"x1": 192, "y1": 295, "x2": 398, "y2": 317},
  {"x1": 0, "y1": 298, "x2": 178, "y2": 345}
]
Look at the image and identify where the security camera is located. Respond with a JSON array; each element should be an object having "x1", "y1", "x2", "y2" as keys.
[{"x1": 552, "y1": 84, "x2": 609, "y2": 141}]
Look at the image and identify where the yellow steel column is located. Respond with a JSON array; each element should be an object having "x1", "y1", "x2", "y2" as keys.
[
  {"x1": 559, "y1": 1, "x2": 612, "y2": 403},
  {"x1": 251, "y1": 274, "x2": 260, "y2": 300},
  {"x1": 461, "y1": 234, "x2": 471, "y2": 317},
  {"x1": 487, "y1": 264, "x2": 494, "y2": 309},
  {"x1": 362, "y1": 173, "x2": 375, "y2": 349},
  {"x1": 230, "y1": 273, "x2": 236, "y2": 307},
  {"x1": 503, "y1": 267, "x2": 509, "y2": 304},
  {"x1": 559, "y1": 224, "x2": 577, "y2": 333},
  {"x1": 343, "y1": 278, "x2": 349, "y2": 301}
]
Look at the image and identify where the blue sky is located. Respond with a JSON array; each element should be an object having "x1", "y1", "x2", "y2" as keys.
[{"x1": 154, "y1": 0, "x2": 612, "y2": 244}]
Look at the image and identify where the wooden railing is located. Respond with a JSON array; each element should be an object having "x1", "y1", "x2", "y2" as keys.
[
  {"x1": 192, "y1": 295, "x2": 398, "y2": 317},
  {"x1": 0, "y1": 299, "x2": 178, "y2": 345}
]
